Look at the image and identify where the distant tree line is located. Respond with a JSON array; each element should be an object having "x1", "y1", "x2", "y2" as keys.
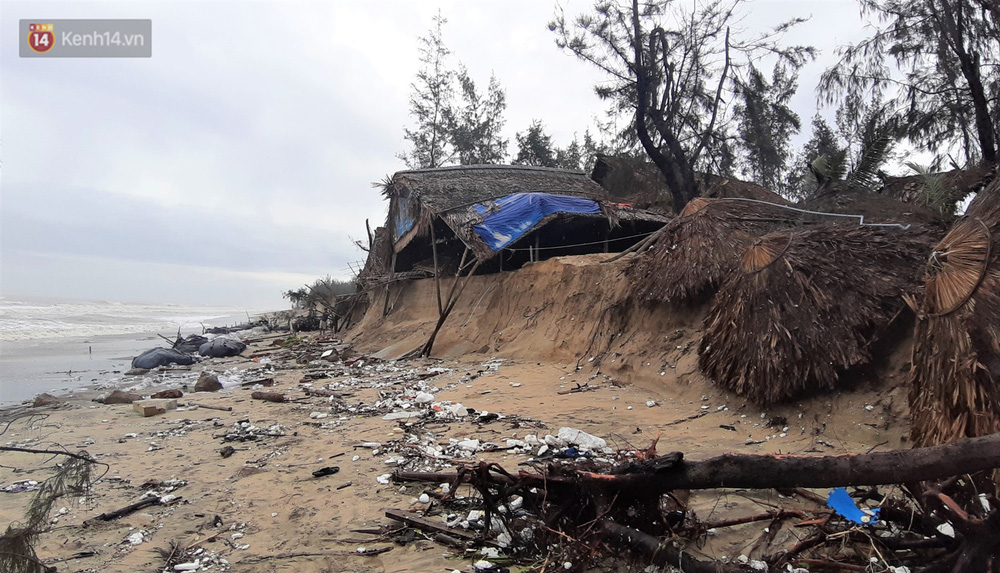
[
  {"x1": 399, "y1": 11, "x2": 610, "y2": 172},
  {"x1": 400, "y1": 0, "x2": 1000, "y2": 211}
]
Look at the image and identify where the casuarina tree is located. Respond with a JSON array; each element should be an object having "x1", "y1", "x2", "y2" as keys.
[
  {"x1": 550, "y1": 0, "x2": 813, "y2": 212},
  {"x1": 820, "y1": 0, "x2": 1000, "y2": 166}
]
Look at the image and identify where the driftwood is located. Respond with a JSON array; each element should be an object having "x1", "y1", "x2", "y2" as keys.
[
  {"x1": 241, "y1": 377, "x2": 274, "y2": 387},
  {"x1": 384, "y1": 509, "x2": 478, "y2": 543},
  {"x1": 397, "y1": 432, "x2": 1000, "y2": 493},
  {"x1": 188, "y1": 403, "x2": 233, "y2": 412},
  {"x1": 601, "y1": 520, "x2": 744, "y2": 573},
  {"x1": 391, "y1": 435, "x2": 1000, "y2": 572},
  {"x1": 86, "y1": 495, "x2": 181, "y2": 523},
  {"x1": 250, "y1": 391, "x2": 286, "y2": 403}
]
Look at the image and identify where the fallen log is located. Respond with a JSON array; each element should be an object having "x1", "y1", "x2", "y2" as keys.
[
  {"x1": 86, "y1": 495, "x2": 182, "y2": 523},
  {"x1": 579, "y1": 432, "x2": 1000, "y2": 493},
  {"x1": 396, "y1": 432, "x2": 1000, "y2": 492}
]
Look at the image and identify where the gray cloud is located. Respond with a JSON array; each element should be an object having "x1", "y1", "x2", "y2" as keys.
[{"x1": 1, "y1": 0, "x2": 861, "y2": 308}]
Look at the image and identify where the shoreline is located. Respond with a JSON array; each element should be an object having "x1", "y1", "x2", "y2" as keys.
[{"x1": 0, "y1": 311, "x2": 277, "y2": 408}]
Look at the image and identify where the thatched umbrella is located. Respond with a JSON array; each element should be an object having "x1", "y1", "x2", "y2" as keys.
[
  {"x1": 627, "y1": 198, "x2": 800, "y2": 305},
  {"x1": 908, "y1": 178, "x2": 1000, "y2": 447},
  {"x1": 699, "y1": 223, "x2": 934, "y2": 405}
]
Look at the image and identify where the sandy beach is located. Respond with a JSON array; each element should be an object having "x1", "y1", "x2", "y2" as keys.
[{"x1": 0, "y1": 315, "x2": 908, "y2": 572}]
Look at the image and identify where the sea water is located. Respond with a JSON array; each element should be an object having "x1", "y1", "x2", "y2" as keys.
[{"x1": 0, "y1": 296, "x2": 274, "y2": 406}]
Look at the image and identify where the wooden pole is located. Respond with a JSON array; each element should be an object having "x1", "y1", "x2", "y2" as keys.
[
  {"x1": 430, "y1": 222, "x2": 443, "y2": 315},
  {"x1": 382, "y1": 251, "x2": 397, "y2": 317},
  {"x1": 421, "y1": 256, "x2": 481, "y2": 357}
]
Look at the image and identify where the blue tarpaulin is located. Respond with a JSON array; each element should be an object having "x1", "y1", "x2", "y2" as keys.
[{"x1": 472, "y1": 192, "x2": 602, "y2": 251}]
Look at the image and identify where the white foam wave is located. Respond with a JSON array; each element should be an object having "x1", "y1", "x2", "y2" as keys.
[{"x1": 0, "y1": 296, "x2": 271, "y2": 341}]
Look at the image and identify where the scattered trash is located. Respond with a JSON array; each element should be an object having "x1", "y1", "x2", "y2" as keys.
[
  {"x1": 827, "y1": 487, "x2": 880, "y2": 525},
  {"x1": 312, "y1": 466, "x2": 340, "y2": 478}
]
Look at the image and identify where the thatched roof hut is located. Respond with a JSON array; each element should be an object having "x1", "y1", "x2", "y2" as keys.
[
  {"x1": 699, "y1": 223, "x2": 935, "y2": 405},
  {"x1": 908, "y1": 177, "x2": 1000, "y2": 446},
  {"x1": 627, "y1": 198, "x2": 803, "y2": 305},
  {"x1": 378, "y1": 165, "x2": 666, "y2": 275}
]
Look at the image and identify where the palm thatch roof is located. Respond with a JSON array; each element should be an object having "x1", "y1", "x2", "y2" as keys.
[
  {"x1": 590, "y1": 154, "x2": 790, "y2": 211},
  {"x1": 801, "y1": 184, "x2": 951, "y2": 229},
  {"x1": 627, "y1": 198, "x2": 802, "y2": 305},
  {"x1": 908, "y1": 177, "x2": 1000, "y2": 447},
  {"x1": 698, "y1": 223, "x2": 935, "y2": 405},
  {"x1": 380, "y1": 164, "x2": 666, "y2": 262},
  {"x1": 880, "y1": 162, "x2": 995, "y2": 211}
]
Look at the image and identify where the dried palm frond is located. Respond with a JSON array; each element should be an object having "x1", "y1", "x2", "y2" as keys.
[
  {"x1": 627, "y1": 199, "x2": 800, "y2": 305},
  {"x1": 740, "y1": 233, "x2": 792, "y2": 273},
  {"x1": 909, "y1": 178, "x2": 1000, "y2": 446},
  {"x1": 699, "y1": 223, "x2": 933, "y2": 405}
]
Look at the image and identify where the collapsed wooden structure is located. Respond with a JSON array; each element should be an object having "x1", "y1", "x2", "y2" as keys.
[
  {"x1": 361, "y1": 164, "x2": 667, "y2": 355},
  {"x1": 590, "y1": 154, "x2": 790, "y2": 211}
]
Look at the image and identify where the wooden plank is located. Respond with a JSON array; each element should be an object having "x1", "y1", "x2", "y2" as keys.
[{"x1": 384, "y1": 509, "x2": 479, "y2": 542}]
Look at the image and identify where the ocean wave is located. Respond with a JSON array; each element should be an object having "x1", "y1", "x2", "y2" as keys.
[{"x1": 0, "y1": 296, "x2": 270, "y2": 341}]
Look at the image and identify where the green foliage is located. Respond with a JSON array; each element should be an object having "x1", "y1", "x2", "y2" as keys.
[
  {"x1": 513, "y1": 120, "x2": 557, "y2": 167},
  {"x1": 906, "y1": 161, "x2": 957, "y2": 219},
  {"x1": 284, "y1": 275, "x2": 356, "y2": 310},
  {"x1": 550, "y1": 0, "x2": 814, "y2": 212},
  {"x1": 733, "y1": 63, "x2": 802, "y2": 194},
  {"x1": 847, "y1": 134, "x2": 892, "y2": 191},
  {"x1": 399, "y1": 12, "x2": 510, "y2": 168},
  {"x1": 399, "y1": 12, "x2": 455, "y2": 169},
  {"x1": 555, "y1": 133, "x2": 585, "y2": 171},
  {"x1": 447, "y1": 67, "x2": 508, "y2": 165},
  {"x1": 785, "y1": 113, "x2": 847, "y2": 199},
  {"x1": 819, "y1": 0, "x2": 999, "y2": 165},
  {"x1": 281, "y1": 335, "x2": 303, "y2": 348}
]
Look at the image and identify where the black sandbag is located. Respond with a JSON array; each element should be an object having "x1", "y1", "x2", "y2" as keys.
[
  {"x1": 198, "y1": 337, "x2": 247, "y2": 358},
  {"x1": 173, "y1": 334, "x2": 209, "y2": 354},
  {"x1": 132, "y1": 347, "x2": 197, "y2": 369}
]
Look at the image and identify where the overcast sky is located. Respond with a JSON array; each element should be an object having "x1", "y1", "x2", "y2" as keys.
[{"x1": 0, "y1": 0, "x2": 866, "y2": 309}]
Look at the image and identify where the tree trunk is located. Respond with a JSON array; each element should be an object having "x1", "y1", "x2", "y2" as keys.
[
  {"x1": 630, "y1": 0, "x2": 693, "y2": 214},
  {"x1": 942, "y1": 0, "x2": 997, "y2": 162}
]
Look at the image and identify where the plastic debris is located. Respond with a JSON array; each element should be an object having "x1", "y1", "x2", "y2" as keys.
[{"x1": 827, "y1": 487, "x2": 880, "y2": 525}]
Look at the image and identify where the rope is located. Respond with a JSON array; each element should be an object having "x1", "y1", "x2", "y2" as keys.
[
  {"x1": 712, "y1": 197, "x2": 913, "y2": 230},
  {"x1": 501, "y1": 230, "x2": 659, "y2": 253}
]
